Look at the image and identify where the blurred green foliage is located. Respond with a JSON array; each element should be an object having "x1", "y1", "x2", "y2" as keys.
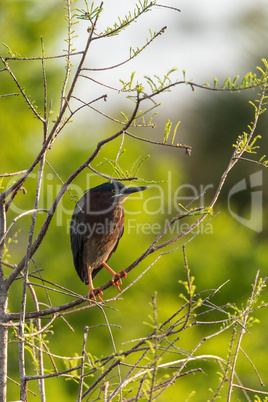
[{"x1": 1, "y1": 1, "x2": 268, "y2": 401}]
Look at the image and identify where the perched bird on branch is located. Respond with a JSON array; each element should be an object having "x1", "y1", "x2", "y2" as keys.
[{"x1": 70, "y1": 181, "x2": 149, "y2": 301}]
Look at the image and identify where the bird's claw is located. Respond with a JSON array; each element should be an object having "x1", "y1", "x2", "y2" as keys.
[
  {"x1": 112, "y1": 270, "x2": 127, "y2": 292},
  {"x1": 87, "y1": 287, "x2": 103, "y2": 303}
]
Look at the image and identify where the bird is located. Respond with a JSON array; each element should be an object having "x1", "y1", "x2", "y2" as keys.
[{"x1": 70, "y1": 181, "x2": 149, "y2": 301}]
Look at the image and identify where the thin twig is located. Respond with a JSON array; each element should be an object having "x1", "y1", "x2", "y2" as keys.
[
  {"x1": 239, "y1": 346, "x2": 264, "y2": 386},
  {"x1": 0, "y1": 56, "x2": 45, "y2": 122},
  {"x1": 232, "y1": 384, "x2": 268, "y2": 395},
  {"x1": 28, "y1": 284, "x2": 46, "y2": 401},
  {"x1": 125, "y1": 130, "x2": 192, "y2": 153},
  {"x1": 0, "y1": 170, "x2": 27, "y2": 177},
  {"x1": 60, "y1": 0, "x2": 72, "y2": 112},
  {"x1": 81, "y1": 26, "x2": 166, "y2": 71},
  {"x1": 77, "y1": 326, "x2": 89, "y2": 401},
  {"x1": 0, "y1": 209, "x2": 48, "y2": 247},
  {"x1": 19, "y1": 153, "x2": 47, "y2": 401},
  {"x1": 227, "y1": 271, "x2": 264, "y2": 401},
  {"x1": 0, "y1": 92, "x2": 20, "y2": 97},
  {"x1": 4, "y1": 51, "x2": 84, "y2": 61}
]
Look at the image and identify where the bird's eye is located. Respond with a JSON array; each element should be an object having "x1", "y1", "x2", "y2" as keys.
[{"x1": 112, "y1": 189, "x2": 116, "y2": 193}]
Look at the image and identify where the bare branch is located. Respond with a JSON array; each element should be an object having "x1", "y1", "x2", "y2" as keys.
[
  {"x1": 0, "y1": 170, "x2": 28, "y2": 177},
  {"x1": 81, "y1": 26, "x2": 166, "y2": 71},
  {"x1": 77, "y1": 326, "x2": 89, "y2": 402},
  {"x1": 0, "y1": 92, "x2": 19, "y2": 97},
  {"x1": 60, "y1": 0, "x2": 73, "y2": 111},
  {"x1": 125, "y1": 130, "x2": 192, "y2": 154},
  {"x1": 0, "y1": 56, "x2": 45, "y2": 122}
]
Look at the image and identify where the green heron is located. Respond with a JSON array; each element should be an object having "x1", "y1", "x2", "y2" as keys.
[{"x1": 70, "y1": 181, "x2": 149, "y2": 301}]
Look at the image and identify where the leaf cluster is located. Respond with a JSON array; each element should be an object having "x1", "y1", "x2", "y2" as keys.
[{"x1": 99, "y1": 0, "x2": 156, "y2": 37}]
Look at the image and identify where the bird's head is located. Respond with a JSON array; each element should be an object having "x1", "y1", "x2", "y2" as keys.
[{"x1": 90, "y1": 181, "x2": 149, "y2": 204}]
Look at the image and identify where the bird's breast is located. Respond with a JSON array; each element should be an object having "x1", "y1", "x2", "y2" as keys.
[{"x1": 82, "y1": 204, "x2": 124, "y2": 268}]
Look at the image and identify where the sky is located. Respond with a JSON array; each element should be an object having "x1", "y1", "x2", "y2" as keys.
[{"x1": 71, "y1": 0, "x2": 268, "y2": 112}]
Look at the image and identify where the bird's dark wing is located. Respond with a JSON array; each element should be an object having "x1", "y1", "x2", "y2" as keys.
[{"x1": 70, "y1": 202, "x2": 88, "y2": 284}]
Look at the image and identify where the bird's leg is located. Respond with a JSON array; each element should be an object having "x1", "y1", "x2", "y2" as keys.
[
  {"x1": 87, "y1": 263, "x2": 103, "y2": 302},
  {"x1": 102, "y1": 262, "x2": 127, "y2": 292}
]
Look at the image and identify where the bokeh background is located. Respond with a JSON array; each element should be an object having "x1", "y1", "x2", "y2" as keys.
[{"x1": 1, "y1": 0, "x2": 268, "y2": 400}]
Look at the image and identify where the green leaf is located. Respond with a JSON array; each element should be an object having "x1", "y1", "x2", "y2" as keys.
[
  {"x1": 163, "y1": 120, "x2": 172, "y2": 144},
  {"x1": 171, "y1": 121, "x2": 180, "y2": 145}
]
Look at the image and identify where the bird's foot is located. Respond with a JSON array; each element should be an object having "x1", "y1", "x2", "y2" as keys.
[
  {"x1": 87, "y1": 287, "x2": 103, "y2": 302},
  {"x1": 111, "y1": 270, "x2": 127, "y2": 292},
  {"x1": 101, "y1": 263, "x2": 127, "y2": 292}
]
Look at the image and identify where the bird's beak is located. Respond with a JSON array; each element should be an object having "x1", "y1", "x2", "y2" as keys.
[
  {"x1": 122, "y1": 185, "x2": 149, "y2": 195},
  {"x1": 112, "y1": 185, "x2": 149, "y2": 199}
]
